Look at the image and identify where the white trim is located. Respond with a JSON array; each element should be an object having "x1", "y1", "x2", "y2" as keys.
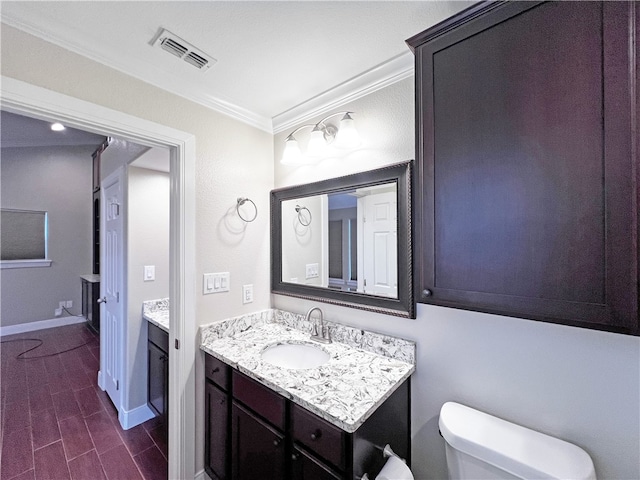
[
  {"x1": 1, "y1": 12, "x2": 272, "y2": 133},
  {"x1": 1, "y1": 76, "x2": 197, "y2": 480},
  {"x1": 0, "y1": 259, "x2": 52, "y2": 269},
  {"x1": 0, "y1": 315, "x2": 86, "y2": 337},
  {"x1": 272, "y1": 52, "x2": 415, "y2": 134},
  {"x1": 2, "y1": 12, "x2": 412, "y2": 135},
  {"x1": 119, "y1": 403, "x2": 155, "y2": 430},
  {"x1": 195, "y1": 469, "x2": 212, "y2": 480}
]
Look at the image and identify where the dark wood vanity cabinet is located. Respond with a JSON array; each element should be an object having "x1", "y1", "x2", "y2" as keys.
[
  {"x1": 407, "y1": 1, "x2": 639, "y2": 335},
  {"x1": 147, "y1": 323, "x2": 168, "y2": 425},
  {"x1": 231, "y1": 402, "x2": 286, "y2": 480},
  {"x1": 205, "y1": 355, "x2": 230, "y2": 480},
  {"x1": 204, "y1": 353, "x2": 410, "y2": 480}
]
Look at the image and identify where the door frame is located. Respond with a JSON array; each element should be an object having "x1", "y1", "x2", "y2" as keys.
[{"x1": 1, "y1": 76, "x2": 197, "y2": 480}]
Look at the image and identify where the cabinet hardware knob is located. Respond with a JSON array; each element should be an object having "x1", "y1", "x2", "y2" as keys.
[
  {"x1": 97, "y1": 297, "x2": 107, "y2": 304},
  {"x1": 273, "y1": 439, "x2": 281, "y2": 447},
  {"x1": 422, "y1": 289, "x2": 432, "y2": 298},
  {"x1": 310, "y1": 429, "x2": 322, "y2": 440},
  {"x1": 211, "y1": 367, "x2": 220, "y2": 374},
  {"x1": 219, "y1": 398, "x2": 225, "y2": 405},
  {"x1": 291, "y1": 453, "x2": 299, "y2": 461}
]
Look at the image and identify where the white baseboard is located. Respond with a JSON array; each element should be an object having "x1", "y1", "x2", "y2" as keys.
[
  {"x1": 195, "y1": 469, "x2": 211, "y2": 480},
  {"x1": 118, "y1": 403, "x2": 156, "y2": 430},
  {"x1": 0, "y1": 315, "x2": 87, "y2": 337}
]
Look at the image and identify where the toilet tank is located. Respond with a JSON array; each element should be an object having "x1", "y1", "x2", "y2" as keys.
[{"x1": 439, "y1": 402, "x2": 596, "y2": 480}]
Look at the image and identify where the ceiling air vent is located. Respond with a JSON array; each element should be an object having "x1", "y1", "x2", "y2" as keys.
[{"x1": 152, "y1": 28, "x2": 216, "y2": 72}]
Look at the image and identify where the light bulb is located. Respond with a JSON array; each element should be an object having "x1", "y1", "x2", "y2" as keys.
[
  {"x1": 306, "y1": 127, "x2": 327, "y2": 158},
  {"x1": 334, "y1": 113, "x2": 361, "y2": 149},
  {"x1": 51, "y1": 122, "x2": 65, "y2": 132},
  {"x1": 281, "y1": 136, "x2": 302, "y2": 165}
]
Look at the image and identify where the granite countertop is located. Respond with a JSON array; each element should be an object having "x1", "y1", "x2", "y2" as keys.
[
  {"x1": 200, "y1": 309, "x2": 415, "y2": 433},
  {"x1": 80, "y1": 274, "x2": 100, "y2": 283},
  {"x1": 142, "y1": 298, "x2": 169, "y2": 333}
]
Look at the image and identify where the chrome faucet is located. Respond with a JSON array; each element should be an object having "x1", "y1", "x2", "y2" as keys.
[{"x1": 306, "y1": 307, "x2": 331, "y2": 344}]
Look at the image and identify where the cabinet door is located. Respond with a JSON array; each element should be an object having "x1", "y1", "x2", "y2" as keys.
[
  {"x1": 206, "y1": 382, "x2": 229, "y2": 480},
  {"x1": 409, "y1": 1, "x2": 638, "y2": 334},
  {"x1": 231, "y1": 402, "x2": 285, "y2": 480},
  {"x1": 148, "y1": 341, "x2": 167, "y2": 417},
  {"x1": 291, "y1": 446, "x2": 342, "y2": 480}
]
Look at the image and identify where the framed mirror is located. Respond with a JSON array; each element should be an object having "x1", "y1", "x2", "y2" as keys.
[{"x1": 271, "y1": 160, "x2": 414, "y2": 318}]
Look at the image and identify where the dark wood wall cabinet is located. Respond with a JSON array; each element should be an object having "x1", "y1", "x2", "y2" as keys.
[
  {"x1": 204, "y1": 353, "x2": 410, "y2": 480},
  {"x1": 407, "y1": 1, "x2": 639, "y2": 335}
]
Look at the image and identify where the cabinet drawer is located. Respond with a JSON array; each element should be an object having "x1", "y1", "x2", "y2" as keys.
[
  {"x1": 205, "y1": 354, "x2": 229, "y2": 391},
  {"x1": 148, "y1": 322, "x2": 168, "y2": 353},
  {"x1": 232, "y1": 371, "x2": 285, "y2": 430},
  {"x1": 291, "y1": 403, "x2": 345, "y2": 471}
]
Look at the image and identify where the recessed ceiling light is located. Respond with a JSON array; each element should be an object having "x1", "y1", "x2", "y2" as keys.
[{"x1": 51, "y1": 122, "x2": 65, "y2": 131}]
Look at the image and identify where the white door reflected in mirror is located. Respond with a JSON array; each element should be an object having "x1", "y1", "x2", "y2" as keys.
[{"x1": 280, "y1": 182, "x2": 398, "y2": 299}]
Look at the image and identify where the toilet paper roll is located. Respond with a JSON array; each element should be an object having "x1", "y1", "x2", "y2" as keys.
[{"x1": 375, "y1": 455, "x2": 414, "y2": 480}]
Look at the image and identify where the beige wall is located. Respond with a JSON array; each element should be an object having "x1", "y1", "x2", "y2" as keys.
[
  {"x1": 127, "y1": 165, "x2": 170, "y2": 412},
  {"x1": 0, "y1": 145, "x2": 95, "y2": 327},
  {"x1": 273, "y1": 77, "x2": 640, "y2": 480},
  {"x1": 2, "y1": 23, "x2": 273, "y2": 473}
]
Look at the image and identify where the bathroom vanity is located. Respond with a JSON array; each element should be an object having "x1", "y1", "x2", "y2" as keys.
[
  {"x1": 143, "y1": 299, "x2": 170, "y2": 428},
  {"x1": 200, "y1": 309, "x2": 415, "y2": 480}
]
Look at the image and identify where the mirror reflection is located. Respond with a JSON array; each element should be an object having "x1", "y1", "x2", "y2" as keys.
[
  {"x1": 271, "y1": 160, "x2": 414, "y2": 318},
  {"x1": 281, "y1": 183, "x2": 398, "y2": 298}
]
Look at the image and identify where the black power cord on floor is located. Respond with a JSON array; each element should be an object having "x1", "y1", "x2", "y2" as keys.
[{"x1": 0, "y1": 307, "x2": 94, "y2": 360}]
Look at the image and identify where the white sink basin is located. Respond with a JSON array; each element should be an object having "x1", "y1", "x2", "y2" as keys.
[{"x1": 261, "y1": 342, "x2": 330, "y2": 370}]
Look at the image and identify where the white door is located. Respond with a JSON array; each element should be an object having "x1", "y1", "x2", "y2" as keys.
[
  {"x1": 99, "y1": 170, "x2": 123, "y2": 412},
  {"x1": 360, "y1": 191, "x2": 397, "y2": 297}
]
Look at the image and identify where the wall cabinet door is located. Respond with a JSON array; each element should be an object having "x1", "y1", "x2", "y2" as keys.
[
  {"x1": 205, "y1": 382, "x2": 229, "y2": 480},
  {"x1": 147, "y1": 341, "x2": 167, "y2": 417},
  {"x1": 231, "y1": 402, "x2": 286, "y2": 480},
  {"x1": 408, "y1": 1, "x2": 639, "y2": 335}
]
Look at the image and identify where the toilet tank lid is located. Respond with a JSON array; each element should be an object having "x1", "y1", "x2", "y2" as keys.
[{"x1": 439, "y1": 402, "x2": 596, "y2": 480}]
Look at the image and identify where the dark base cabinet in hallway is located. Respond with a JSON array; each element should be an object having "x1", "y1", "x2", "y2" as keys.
[
  {"x1": 407, "y1": 1, "x2": 639, "y2": 335},
  {"x1": 204, "y1": 352, "x2": 410, "y2": 480},
  {"x1": 147, "y1": 323, "x2": 168, "y2": 431}
]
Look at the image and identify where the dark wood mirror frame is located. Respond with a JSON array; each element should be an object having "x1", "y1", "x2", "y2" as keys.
[{"x1": 271, "y1": 160, "x2": 415, "y2": 318}]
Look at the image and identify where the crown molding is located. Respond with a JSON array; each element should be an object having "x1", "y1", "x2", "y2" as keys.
[
  {"x1": 1, "y1": 14, "x2": 273, "y2": 133},
  {"x1": 2, "y1": 13, "x2": 414, "y2": 136},
  {"x1": 272, "y1": 52, "x2": 414, "y2": 134}
]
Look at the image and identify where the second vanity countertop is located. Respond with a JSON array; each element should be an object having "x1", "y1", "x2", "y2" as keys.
[
  {"x1": 143, "y1": 298, "x2": 169, "y2": 333},
  {"x1": 200, "y1": 309, "x2": 415, "y2": 433}
]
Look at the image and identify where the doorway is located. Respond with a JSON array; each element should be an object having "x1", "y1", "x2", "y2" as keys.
[{"x1": 1, "y1": 76, "x2": 197, "y2": 479}]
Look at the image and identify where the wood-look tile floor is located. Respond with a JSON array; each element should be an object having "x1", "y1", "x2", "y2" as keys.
[{"x1": 0, "y1": 323, "x2": 167, "y2": 480}]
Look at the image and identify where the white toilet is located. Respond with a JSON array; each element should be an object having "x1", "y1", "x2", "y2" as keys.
[{"x1": 439, "y1": 402, "x2": 597, "y2": 480}]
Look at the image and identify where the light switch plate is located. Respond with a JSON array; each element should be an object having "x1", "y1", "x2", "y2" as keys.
[
  {"x1": 144, "y1": 265, "x2": 155, "y2": 281},
  {"x1": 305, "y1": 263, "x2": 319, "y2": 279},
  {"x1": 203, "y1": 272, "x2": 230, "y2": 295}
]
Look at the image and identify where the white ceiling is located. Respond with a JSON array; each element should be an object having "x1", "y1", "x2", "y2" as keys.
[
  {"x1": 1, "y1": 1, "x2": 472, "y2": 132},
  {"x1": 0, "y1": 110, "x2": 106, "y2": 149}
]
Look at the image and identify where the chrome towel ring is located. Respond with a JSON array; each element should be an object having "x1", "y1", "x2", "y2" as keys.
[
  {"x1": 295, "y1": 204, "x2": 312, "y2": 226},
  {"x1": 236, "y1": 197, "x2": 257, "y2": 223}
]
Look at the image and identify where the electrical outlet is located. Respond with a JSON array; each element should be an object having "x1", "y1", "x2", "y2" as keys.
[
  {"x1": 65, "y1": 300, "x2": 73, "y2": 308},
  {"x1": 242, "y1": 284, "x2": 253, "y2": 304},
  {"x1": 55, "y1": 307, "x2": 62, "y2": 317},
  {"x1": 59, "y1": 301, "x2": 65, "y2": 309}
]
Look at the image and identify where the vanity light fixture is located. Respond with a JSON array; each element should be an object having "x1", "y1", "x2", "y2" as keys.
[
  {"x1": 50, "y1": 122, "x2": 65, "y2": 131},
  {"x1": 281, "y1": 111, "x2": 361, "y2": 165}
]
